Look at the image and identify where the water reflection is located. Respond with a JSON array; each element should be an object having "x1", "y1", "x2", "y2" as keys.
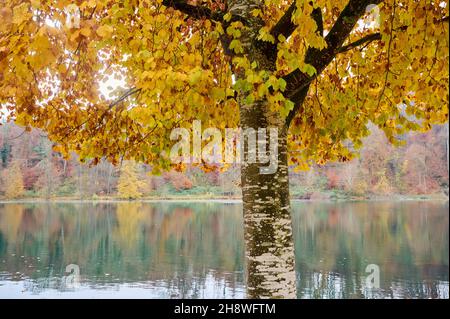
[
  {"x1": 0, "y1": 201, "x2": 448, "y2": 298},
  {"x1": 292, "y1": 201, "x2": 449, "y2": 299},
  {"x1": 0, "y1": 202, "x2": 245, "y2": 298}
]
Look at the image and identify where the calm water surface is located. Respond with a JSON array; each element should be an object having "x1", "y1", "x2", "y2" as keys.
[{"x1": 0, "y1": 201, "x2": 448, "y2": 298}]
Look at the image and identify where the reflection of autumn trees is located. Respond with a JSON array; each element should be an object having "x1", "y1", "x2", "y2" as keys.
[
  {"x1": 113, "y1": 203, "x2": 146, "y2": 249},
  {"x1": 0, "y1": 202, "x2": 447, "y2": 298},
  {"x1": 292, "y1": 201, "x2": 449, "y2": 298},
  {"x1": 0, "y1": 204, "x2": 24, "y2": 242},
  {"x1": 0, "y1": 202, "x2": 245, "y2": 294}
]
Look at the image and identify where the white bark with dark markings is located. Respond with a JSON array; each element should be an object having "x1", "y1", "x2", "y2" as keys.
[{"x1": 227, "y1": 0, "x2": 298, "y2": 299}]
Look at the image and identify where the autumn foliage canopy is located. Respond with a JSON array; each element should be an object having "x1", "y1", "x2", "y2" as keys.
[{"x1": 0, "y1": 0, "x2": 448, "y2": 172}]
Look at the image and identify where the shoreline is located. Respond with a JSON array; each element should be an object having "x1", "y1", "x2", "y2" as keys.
[{"x1": 0, "y1": 194, "x2": 448, "y2": 204}]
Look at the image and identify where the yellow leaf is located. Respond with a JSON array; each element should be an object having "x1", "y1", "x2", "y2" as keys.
[
  {"x1": 12, "y1": 3, "x2": 30, "y2": 25},
  {"x1": 251, "y1": 9, "x2": 262, "y2": 17},
  {"x1": 0, "y1": 8, "x2": 12, "y2": 31},
  {"x1": 96, "y1": 25, "x2": 114, "y2": 38},
  {"x1": 30, "y1": 0, "x2": 41, "y2": 9},
  {"x1": 80, "y1": 27, "x2": 91, "y2": 37}
]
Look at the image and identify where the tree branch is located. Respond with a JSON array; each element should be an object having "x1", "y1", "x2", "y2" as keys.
[
  {"x1": 56, "y1": 88, "x2": 141, "y2": 143},
  {"x1": 284, "y1": 85, "x2": 310, "y2": 127},
  {"x1": 437, "y1": 16, "x2": 449, "y2": 23},
  {"x1": 284, "y1": 0, "x2": 383, "y2": 127},
  {"x1": 336, "y1": 32, "x2": 381, "y2": 54},
  {"x1": 264, "y1": 2, "x2": 323, "y2": 66},
  {"x1": 336, "y1": 16, "x2": 449, "y2": 54},
  {"x1": 270, "y1": 2, "x2": 323, "y2": 41},
  {"x1": 161, "y1": 0, "x2": 224, "y2": 21},
  {"x1": 270, "y1": 1, "x2": 297, "y2": 41},
  {"x1": 324, "y1": 0, "x2": 382, "y2": 52}
]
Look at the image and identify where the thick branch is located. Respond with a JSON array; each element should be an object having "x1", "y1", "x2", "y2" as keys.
[
  {"x1": 270, "y1": 2, "x2": 297, "y2": 41},
  {"x1": 270, "y1": 2, "x2": 323, "y2": 39},
  {"x1": 162, "y1": 0, "x2": 224, "y2": 21},
  {"x1": 264, "y1": 3, "x2": 323, "y2": 66},
  {"x1": 324, "y1": 0, "x2": 382, "y2": 52},
  {"x1": 284, "y1": 0, "x2": 383, "y2": 127}
]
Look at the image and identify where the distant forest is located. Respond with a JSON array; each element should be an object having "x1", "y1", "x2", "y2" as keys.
[{"x1": 0, "y1": 122, "x2": 448, "y2": 200}]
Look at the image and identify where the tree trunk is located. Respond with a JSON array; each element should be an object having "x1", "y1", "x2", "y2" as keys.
[
  {"x1": 226, "y1": 0, "x2": 297, "y2": 298},
  {"x1": 239, "y1": 101, "x2": 297, "y2": 298}
]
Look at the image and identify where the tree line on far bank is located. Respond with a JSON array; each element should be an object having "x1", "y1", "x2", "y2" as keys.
[{"x1": 0, "y1": 122, "x2": 448, "y2": 200}]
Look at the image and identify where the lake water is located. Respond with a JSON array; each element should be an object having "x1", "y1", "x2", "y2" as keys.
[{"x1": 0, "y1": 201, "x2": 448, "y2": 299}]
